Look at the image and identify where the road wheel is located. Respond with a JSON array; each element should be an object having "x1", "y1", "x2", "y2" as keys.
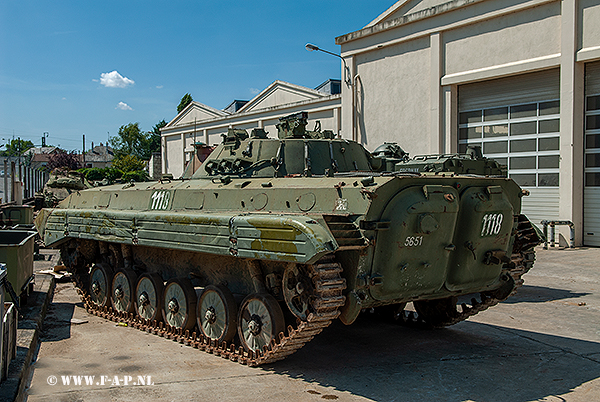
[
  {"x1": 162, "y1": 278, "x2": 197, "y2": 330},
  {"x1": 197, "y1": 285, "x2": 238, "y2": 343},
  {"x1": 111, "y1": 269, "x2": 137, "y2": 313},
  {"x1": 135, "y1": 273, "x2": 164, "y2": 322},
  {"x1": 238, "y1": 293, "x2": 285, "y2": 353},
  {"x1": 89, "y1": 263, "x2": 113, "y2": 307}
]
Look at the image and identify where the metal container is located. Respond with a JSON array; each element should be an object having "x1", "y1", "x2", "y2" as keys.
[
  {"x1": 1, "y1": 205, "x2": 34, "y2": 227},
  {"x1": 0, "y1": 266, "x2": 6, "y2": 382},
  {"x1": 1, "y1": 302, "x2": 17, "y2": 382},
  {"x1": 0, "y1": 231, "x2": 35, "y2": 303}
]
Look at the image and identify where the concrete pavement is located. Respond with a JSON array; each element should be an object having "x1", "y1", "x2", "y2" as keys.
[{"x1": 23, "y1": 246, "x2": 600, "y2": 401}]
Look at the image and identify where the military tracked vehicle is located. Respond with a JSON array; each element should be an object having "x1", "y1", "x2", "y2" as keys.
[{"x1": 35, "y1": 112, "x2": 541, "y2": 366}]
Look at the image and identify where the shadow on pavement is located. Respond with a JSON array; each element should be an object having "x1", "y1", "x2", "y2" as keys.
[
  {"x1": 503, "y1": 285, "x2": 589, "y2": 304},
  {"x1": 39, "y1": 302, "x2": 74, "y2": 342},
  {"x1": 267, "y1": 317, "x2": 600, "y2": 402}
]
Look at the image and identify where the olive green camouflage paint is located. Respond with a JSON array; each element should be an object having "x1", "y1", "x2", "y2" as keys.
[{"x1": 35, "y1": 112, "x2": 533, "y2": 326}]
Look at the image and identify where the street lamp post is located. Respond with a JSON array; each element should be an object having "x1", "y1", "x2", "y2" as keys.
[
  {"x1": 305, "y1": 43, "x2": 351, "y2": 87},
  {"x1": 306, "y1": 43, "x2": 358, "y2": 142}
]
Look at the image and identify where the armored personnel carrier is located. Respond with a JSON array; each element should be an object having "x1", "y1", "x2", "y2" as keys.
[
  {"x1": 34, "y1": 169, "x2": 92, "y2": 210},
  {"x1": 35, "y1": 112, "x2": 541, "y2": 366}
]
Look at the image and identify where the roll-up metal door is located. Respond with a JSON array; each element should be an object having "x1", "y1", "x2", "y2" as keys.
[
  {"x1": 458, "y1": 69, "x2": 561, "y2": 228},
  {"x1": 584, "y1": 61, "x2": 600, "y2": 247},
  {"x1": 459, "y1": 69, "x2": 560, "y2": 111}
]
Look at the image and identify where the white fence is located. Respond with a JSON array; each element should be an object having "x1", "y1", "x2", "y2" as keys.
[{"x1": 1, "y1": 158, "x2": 49, "y2": 204}]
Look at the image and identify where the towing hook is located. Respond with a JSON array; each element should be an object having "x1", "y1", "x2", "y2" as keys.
[
  {"x1": 483, "y1": 250, "x2": 511, "y2": 266},
  {"x1": 464, "y1": 241, "x2": 477, "y2": 260}
]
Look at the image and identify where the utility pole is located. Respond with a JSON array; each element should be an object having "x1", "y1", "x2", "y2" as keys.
[{"x1": 82, "y1": 134, "x2": 86, "y2": 167}]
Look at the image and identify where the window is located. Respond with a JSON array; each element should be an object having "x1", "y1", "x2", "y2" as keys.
[
  {"x1": 458, "y1": 100, "x2": 560, "y2": 187},
  {"x1": 586, "y1": 94, "x2": 600, "y2": 186}
]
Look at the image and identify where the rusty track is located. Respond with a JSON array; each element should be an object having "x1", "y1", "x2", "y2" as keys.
[{"x1": 76, "y1": 255, "x2": 346, "y2": 367}]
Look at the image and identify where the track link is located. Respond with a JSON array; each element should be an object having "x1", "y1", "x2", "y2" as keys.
[{"x1": 75, "y1": 255, "x2": 346, "y2": 367}]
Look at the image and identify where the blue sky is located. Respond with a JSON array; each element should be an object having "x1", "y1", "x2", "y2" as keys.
[{"x1": 0, "y1": 1, "x2": 393, "y2": 151}]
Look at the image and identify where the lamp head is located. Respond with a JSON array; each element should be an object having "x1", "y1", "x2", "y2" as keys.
[{"x1": 305, "y1": 43, "x2": 319, "y2": 52}]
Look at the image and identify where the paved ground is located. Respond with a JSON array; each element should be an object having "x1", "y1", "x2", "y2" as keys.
[{"x1": 23, "y1": 246, "x2": 600, "y2": 402}]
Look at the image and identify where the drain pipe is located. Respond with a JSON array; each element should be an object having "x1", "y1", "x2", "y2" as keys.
[{"x1": 352, "y1": 73, "x2": 360, "y2": 143}]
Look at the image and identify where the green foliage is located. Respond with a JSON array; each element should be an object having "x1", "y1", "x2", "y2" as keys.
[
  {"x1": 177, "y1": 93, "x2": 193, "y2": 113},
  {"x1": 1, "y1": 139, "x2": 34, "y2": 156},
  {"x1": 151, "y1": 119, "x2": 167, "y2": 136},
  {"x1": 112, "y1": 155, "x2": 146, "y2": 172},
  {"x1": 47, "y1": 149, "x2": 81, "y2": 170},
  {"x1": 79, "y1": 157, "x2": 149, "y2": 184},
  {"x1": 109, "y1": 120, "x2": 165, "y2": 161},
  {"x1": 148, "y1": 119, "x2": 167, "y2": 156},
  {"x1": 122, "y1": 170, "x2": 149, "y2": 182},
  {"x1": 104, "y1": 168, "x2": 123, "y2": 183},
  {"x1": 109, "y1": 122, "x2": 144, "y2": 159},
  {"x1": 79, "y1": 167, "x2": 105, "y2": 181}
]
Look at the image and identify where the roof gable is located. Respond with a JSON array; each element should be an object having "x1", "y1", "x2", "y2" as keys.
[
  {"x1": 365, "y1": 0, "x2": 448, "y2": 27},
  {"x1": 165, "y1": 101, "x2": 228, "y2": 128},
  {"x1": 25, "y1": 146, "x2": 58, "y2": 156},
  {"x1": 236, "y1": 81, "x2": 325, "y2": 113}
]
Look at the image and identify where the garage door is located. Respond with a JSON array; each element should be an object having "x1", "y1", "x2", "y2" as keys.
[
  {"x1": 584, "y1": 61, "x2": 600, "y2": 247},
  {"x1": 458, "y1": 69, "x2": 561, "y2": 228}
]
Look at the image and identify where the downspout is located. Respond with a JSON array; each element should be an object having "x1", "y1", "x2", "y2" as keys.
[{"x1": 352, "y1": 73, "x2": 360, "y2": 142}]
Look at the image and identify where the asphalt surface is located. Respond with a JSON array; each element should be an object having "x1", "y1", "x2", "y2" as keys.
[{"x1": 22, "y1": 246, "x2": 600, "y2": 402}]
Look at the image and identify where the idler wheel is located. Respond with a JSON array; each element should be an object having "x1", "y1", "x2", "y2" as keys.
[
  {"x1": 111, "y1": 269, "x2": 137, "y2": 313},
  {"x1": 89, "y1": 263, "x2": 113, "y2": 307},
  {"x1": 237, "y1": 293, "x2": 285, "y2": 353},
  {"x1": 135, "y1": 273, "x2": 164, "y2": 322},
  {"x1": 197, "y1": 285, "x2": 238, "y2": 343},
  {"x1": 282, "y1": 264, "x2": 313, "y2": 320},
  {"x1": 162, "y1": 278, "x2": 197, "y2": 331}
]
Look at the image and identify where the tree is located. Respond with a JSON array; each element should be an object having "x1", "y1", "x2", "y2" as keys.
[
  {"x1": 80, "y1": 154, "x2": 149, "y2": 184},
  {"x1": 47, "y1": 149, "x2": 81, "y2": 170},
  {"x1": 112, "y1": 154, "x2": 146, "y2": 172},
  {"x1": 109, "y1": 122, "x2": 146, "y2": 159},
  {"x1": 147, "y1": 119, "x2": 167, "y2": 157},
  {"x1": 177, "y1": 93, "x2": 193, "y2": 113},
  {"x1": 109, "y1": 121, "x2": 166, "y2": 161},
  {"x1": 1, "y1": 139, "x2": 34, "y2": 156}
]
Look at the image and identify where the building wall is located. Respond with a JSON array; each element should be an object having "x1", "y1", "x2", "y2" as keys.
[
  {"x1": 354, "y1": 36, "x2": 432, "y2": 152},
  {"x1": 443, "y1": 2, "x2": 561, "y2": 76},
  {"x1": 581, "y1": 0, "x2": 600, "y2": 51},
  {"x1": 338, "y1": 0, "x2": 600, "y2": 245}
]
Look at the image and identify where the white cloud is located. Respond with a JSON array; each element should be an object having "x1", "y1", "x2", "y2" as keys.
[
  {"x1": 249, "y1": 88, "x2": 260, "y2": 95},
  {"x1": 156, "y1": 85, "x2": 163, "y2": 89},
  {"x1": 100, "y1": 71, "x2": 135, "y2": 88},
  {"x1": 116, "y1": 101, "x2": 133, "y2": 110}
]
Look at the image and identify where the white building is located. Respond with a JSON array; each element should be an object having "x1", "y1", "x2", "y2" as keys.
[
  {"x1": 336, "y1": 0, "x2": 600, "y2": 246},
  {"x1": 161, "y1": 80, "x2": 341, "y2": 179}
]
